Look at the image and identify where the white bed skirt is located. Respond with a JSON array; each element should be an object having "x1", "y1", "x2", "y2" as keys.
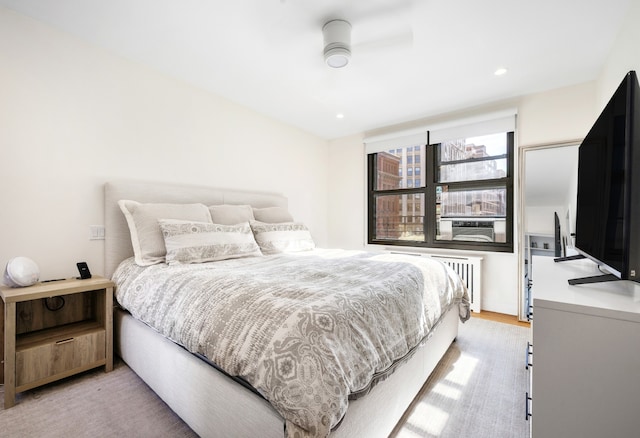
[{"x1": 115, "y1": 306, "x2": 459, "y2": 438}]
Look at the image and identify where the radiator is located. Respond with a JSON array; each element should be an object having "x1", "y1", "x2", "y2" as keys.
[
  {"x1": 428, "y1": 255, "x2": 482, "y2": 313},
  {"x1": 390, "y1": 251, "x2": 483, "y2": 313}
]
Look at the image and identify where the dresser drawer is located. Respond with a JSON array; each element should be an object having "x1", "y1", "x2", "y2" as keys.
[{"x1": 16, "y1": 326, "x2": 106, "y2": 389}]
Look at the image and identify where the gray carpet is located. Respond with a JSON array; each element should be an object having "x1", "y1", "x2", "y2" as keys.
[
  {"x1": 390, "y1": 317, "x2": 531, "y2": 438},
  {"x1": 0, "y1": 357, "x2": 197, "y2": 438},
  {"x1": 0, "y1": 317, "x2": 530, "y2": 437}
]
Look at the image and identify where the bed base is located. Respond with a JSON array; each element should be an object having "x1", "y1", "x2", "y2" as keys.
[{"x1": 115, "y1": 307, "x2": 459, "y2": 438}]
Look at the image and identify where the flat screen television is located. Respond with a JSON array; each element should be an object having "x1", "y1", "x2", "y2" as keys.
[
  {"x1": 561, "y1": 70, "x2": 640, "y2": 285},
  {"x1": 554, "y1": 212, "x2": 561, "y2": 258}
]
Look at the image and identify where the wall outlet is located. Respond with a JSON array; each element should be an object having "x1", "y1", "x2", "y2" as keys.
[{"x1": 89, "y1": 225, "x2": 105, "y2": 240}]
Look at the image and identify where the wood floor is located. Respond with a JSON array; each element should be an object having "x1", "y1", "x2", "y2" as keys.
[{"x1": 471, "y1": 310, "x2": 531, "y2": 328}]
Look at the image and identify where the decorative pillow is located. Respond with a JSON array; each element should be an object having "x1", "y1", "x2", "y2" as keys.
[
  {"x1": 252, "y1": 206, "x2": 294, "y2": 223},
  {"x1": 250, "y1": 220, "x2": 315, "y2": 254},
  {"x1": 159, "y1": 220, "x2": 262, "y2": 264},
  {"x1": 208, "y1": 204, "x2": 255, "y2": 225},
  {"x1": 118, "y1": 200, "x2": 212, "y2": 266}
]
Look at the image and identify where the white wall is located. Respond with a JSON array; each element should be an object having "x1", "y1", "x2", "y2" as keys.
[
  {"x1": 596, "y1": 0, "x2": 640, "y2": 107},
  {"x1": 518, "y1": 82, "x2": 598, "y2": 146},
  {"x1": 525, "y1": 206, "x2": 562, "y2": 235},
  {"x1": 327, "y1": 133, "x2": 365, "y2": 249},
  {"x1": 0, "y1": 7, "x2": 329, "y2": 280}
]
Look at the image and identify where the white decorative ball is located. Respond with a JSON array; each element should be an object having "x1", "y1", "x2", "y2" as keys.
[{"x1": 4, "y1": 256, "x2": 40, "y2": 287}]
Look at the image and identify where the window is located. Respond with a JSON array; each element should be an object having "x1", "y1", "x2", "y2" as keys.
[{"x1": 367, "y1": 131, "x2": 514, "y2": 252}]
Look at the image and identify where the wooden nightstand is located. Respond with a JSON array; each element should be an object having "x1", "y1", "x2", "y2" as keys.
[{"x1": 1, "y1": 276, "x2": 114, "y2": 408}]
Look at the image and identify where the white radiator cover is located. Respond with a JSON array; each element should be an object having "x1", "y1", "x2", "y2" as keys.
[
  {"x1": 389, "y1": 251, "x2": 483, "y2": 313},
  {"x1": 428, "y1": 255, "x2": 482, "y2": 313}
]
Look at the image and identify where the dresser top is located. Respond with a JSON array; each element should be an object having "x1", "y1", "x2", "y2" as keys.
[{"x1": 532, "y1": 256, "x2": 640, "y2": 322}]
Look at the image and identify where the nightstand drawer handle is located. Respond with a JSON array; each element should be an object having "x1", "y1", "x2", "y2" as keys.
[{"x1": 55, "y1": 337, "x2": 75, "y2": 345}]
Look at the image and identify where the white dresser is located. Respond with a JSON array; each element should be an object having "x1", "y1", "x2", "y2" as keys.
[{"x1": 529, "y1": 256, "x2": 640, "y2": 438}]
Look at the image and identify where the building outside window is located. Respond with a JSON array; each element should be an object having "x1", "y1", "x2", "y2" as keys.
[{"x1": 367, "y1": 129, "x2": 514, "y2": 253}]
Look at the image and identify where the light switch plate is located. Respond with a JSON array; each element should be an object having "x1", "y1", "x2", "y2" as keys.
[{"x1": 89, "y1": 225, "x2": 105, "y2": 240}]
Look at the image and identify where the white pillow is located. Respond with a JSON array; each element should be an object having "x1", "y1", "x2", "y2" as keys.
[
  {"x1": 159, "y1": 220, "x2": 262, "y2": 264},
  {"x1": 252, "y1": 206, "x2": 294, "y2": 223},
  {"x1": 208, "y1": 204, "x2": 255, "y2": 225},
  {"x1": 118, "y1": 200, "x2": 212, "y2": 266},
  {"x1": 250, "y1": 220, "x2": 315, "y2": 254}
]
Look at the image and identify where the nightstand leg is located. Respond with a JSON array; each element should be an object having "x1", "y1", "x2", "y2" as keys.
[
  {"x1": 0, "y1": 299, "x2": 4, "y2": 384},
  {"x1": 4, "y1": 302, "x2": 16, "y2": 408},
  {"x1": 105, "y1": 287, "x2": 113, "y2": 372}
]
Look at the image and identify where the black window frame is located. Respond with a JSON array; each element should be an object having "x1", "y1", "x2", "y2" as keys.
[{"x1": 367, "y1": 131, "x2": 514, "y2": 253}]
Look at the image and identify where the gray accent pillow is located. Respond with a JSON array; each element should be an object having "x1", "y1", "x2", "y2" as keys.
[
  {"x1": 118, "y1": 200, "x2": 211, "y2": 266},
  {"x1": 208, "y1": 204, "x2": 255, "y2": 225},
  {"x1": 252, "y1": 206, "x2": 294, "y2": 223},
  {"x1": 159, "y1": 220, "x2": 262, "y2": 264},
  {"x1": 250, "y1": 220, "x2": 315, "y2": 254}
]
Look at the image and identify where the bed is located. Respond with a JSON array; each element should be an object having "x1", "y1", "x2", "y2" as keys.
[{"x1": 104, "y1": 180, "x2": 470, "y2": 438}]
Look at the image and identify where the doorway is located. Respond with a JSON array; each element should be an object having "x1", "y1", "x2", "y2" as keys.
[{"x1": 518, "y1": 142, "x2": 580, "y2": 321}]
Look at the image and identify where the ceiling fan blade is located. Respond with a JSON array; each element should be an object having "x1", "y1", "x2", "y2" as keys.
[{"x1": 352, "y1": 30, "x2": 413, "y2": 55}]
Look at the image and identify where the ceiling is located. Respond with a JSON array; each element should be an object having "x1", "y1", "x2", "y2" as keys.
[{"x1": 0, "y1": 0, "x2": 632, "y2": 139}]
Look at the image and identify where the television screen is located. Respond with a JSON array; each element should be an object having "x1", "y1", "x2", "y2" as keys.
[
  {"x1": 573, "y1": 71, "x2": 640, "y2": 281},
  {"x1": 554, "y1": 212, "x2": 561, "y2": 258}
]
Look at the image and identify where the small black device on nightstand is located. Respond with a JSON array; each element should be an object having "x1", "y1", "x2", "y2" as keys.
[{"x1": 77, "y1": 261, "x2": 92, "y2": 279}]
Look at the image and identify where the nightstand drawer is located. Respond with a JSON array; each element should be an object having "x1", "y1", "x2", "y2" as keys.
[{"x1": 15, "y1": 325, "x2": 106, "y2": 389}]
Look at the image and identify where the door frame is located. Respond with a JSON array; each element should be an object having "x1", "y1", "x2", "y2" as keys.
[{"x1": 517, "y1": 139, "x2": 581, "y2": 321}]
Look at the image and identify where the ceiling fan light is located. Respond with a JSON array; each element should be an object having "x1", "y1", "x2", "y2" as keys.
[
  {"x1": 323, "y1": 19, "x2": 352, "y2": 68},
  {"x1": 325, "y1": 46, "x2": 351, "y2": 68}
]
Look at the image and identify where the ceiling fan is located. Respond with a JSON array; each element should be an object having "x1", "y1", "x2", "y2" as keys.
[
  {"x1": 322, "y1": 20, "x2": 352, "y2": 68},
  {"x1": 322, "y1": 17, "x2": 414, "y2": 68}
]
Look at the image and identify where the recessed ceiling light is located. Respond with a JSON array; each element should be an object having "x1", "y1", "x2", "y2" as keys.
[
  {"x1": 336, "y1": 113, "x2": 345, "y2": 119},
  {"x1": 494, "y1": 68, "x2": 508, "y2": 76}
]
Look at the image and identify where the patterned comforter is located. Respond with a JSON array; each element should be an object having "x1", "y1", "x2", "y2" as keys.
[{"x1": 113, "y1": 249, "x2": 470, "y2": 437}]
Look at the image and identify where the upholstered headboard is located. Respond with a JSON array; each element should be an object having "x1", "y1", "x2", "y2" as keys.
[{"x1": 104, "y1": 180, "x2": 288, "y2": 278}]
